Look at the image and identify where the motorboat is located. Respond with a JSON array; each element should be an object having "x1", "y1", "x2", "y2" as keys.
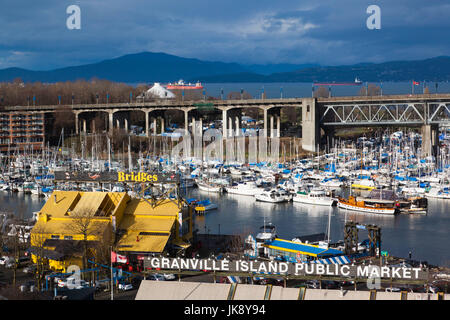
[
  {"x1": 255, "y1": 189, "x2": 288, "y2": 203},
  {"x1": 225, "y1": 181, "x2": 260, "y2": 196},
  {"x1": 196, "y1": 180, "x2": 223, "y2": 193},
  {"x1": 194, "y1": 199, "x2": 218, "y2": 213},
  {"x1": 244, "y1": 223, "x2": 277, "y2": 258},
  {"x1": 425, "y1": 187, "x2": 450, "y2": 199},
  {"x1": 292, "y1": 187, "x2": 337, "y2": 206},
  {"x1": 351, "y1": 177, "x2": 376, "y2": 190}
]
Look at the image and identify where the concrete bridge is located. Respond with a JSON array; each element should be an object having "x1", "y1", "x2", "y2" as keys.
[{"x1": 1, "y1": 93, "x2": 449, "y2": 155}]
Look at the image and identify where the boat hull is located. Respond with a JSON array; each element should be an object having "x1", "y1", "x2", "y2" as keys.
[
  {"x1": 337, "y1": 201, "x2": 396, "y2": 215},
  {"x1": 293, "y1": 196, "x2": 336, "y2": 206}
]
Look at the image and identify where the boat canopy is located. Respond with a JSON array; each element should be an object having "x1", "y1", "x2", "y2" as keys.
[{"x1": 264, "y1": 238, "x2": 344, "y2": 258}]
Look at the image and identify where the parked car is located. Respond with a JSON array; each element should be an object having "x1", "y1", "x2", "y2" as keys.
[
  {"x1": 147, "y1": 274, "x2": 165, "y2": 281},
  {"x1": 305, "y1": 280, "x2": 320, "y2": 289},
  {"x1": 131, "y1": 275, "x2": 144, "y2": 287},
  {"x1": 255, "y1": 278, "x2": 283, "y2": 286},
  {"x1": 0, "y1": 256, "x2": 12, "y2": 265},
  {"x1": 385, "y1": 287, "x2": 401, "y2": 292},
  {"x1": 58, "y1": 277, "x2": 89, "y2": 289},
  {"x1": 23, "y1": 265, "x2": 37, "y2": 274},
  {"x1": 118, "y1": 283, "x2": 133, "y2": 291},
  {"x1": 162, "y1": 273, "x2": 176, "y2": 281},
  {"x1": 321, "y1": 280, "x2": 340, "y2": 289}
]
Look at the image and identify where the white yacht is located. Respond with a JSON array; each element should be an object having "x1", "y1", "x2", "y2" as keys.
[
  {"x1": 196, "y1": 180, "x2": 223, "y2": 193},
  {"x1": 293, "y1": 188, "x2": 337, "y2": 206},
  {"x1": 319, "y1": 178, "x2": 344, "y2": 189},
  {"x1": 225, "y1": 181, "x2": 260, "y2": 196},
  {"x1": 255, "y1": 189, "x2": 288, "y2": 203},
  {"x1": 425, "y1": 187, "x2": 450, "y2": 199}
]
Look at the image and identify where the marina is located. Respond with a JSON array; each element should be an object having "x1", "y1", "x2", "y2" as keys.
[{"x1": 0, "y1": 84, "x2": 449, "y2": 301}]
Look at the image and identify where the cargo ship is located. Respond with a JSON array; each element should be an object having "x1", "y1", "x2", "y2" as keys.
[{"x1": 165, "y1": 79, "x2": 203, "y2": 90}]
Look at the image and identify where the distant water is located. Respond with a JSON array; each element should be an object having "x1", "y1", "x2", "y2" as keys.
[
  {"x1": 2, "y1": 190, "x2": 450, "y2": 267},
  {"x1": 129, "y1": 81, "x2": 450, "y2": 98},
  {"x1": 201, "y1": 82, "x2": 450, "y2": 99}
]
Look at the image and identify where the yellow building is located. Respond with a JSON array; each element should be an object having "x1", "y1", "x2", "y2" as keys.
[{"x1": 30, "y1": 190, "x2": 193, "y2": 272}]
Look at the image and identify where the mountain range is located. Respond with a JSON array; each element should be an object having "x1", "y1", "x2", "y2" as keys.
[{"x1": 0, "y1": 52, "x2": 448, "y2": 83}]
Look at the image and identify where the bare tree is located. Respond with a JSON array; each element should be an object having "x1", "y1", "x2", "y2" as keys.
[
  {"x1": 314, "y1": 86, "x2": 330, "y2": 98},
  {"x1": 227, "y1": 90, "x2": 252, "y2": 100},
  {"x1": 30, "y1": 225, "x2": 50, "y2": 290},
  {"x1": 359, "y1": 84, "x2": 381, "y2": 96},
  {"x1": 64, "y1": 209, "x2": 104, "y2": 273}
]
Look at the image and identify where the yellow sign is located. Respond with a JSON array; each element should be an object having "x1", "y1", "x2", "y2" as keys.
[{"x1": 117, "y1": 172, "x2": 158, "y2": 183}]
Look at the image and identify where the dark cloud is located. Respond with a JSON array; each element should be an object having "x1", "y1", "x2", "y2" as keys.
[{"x1": 0, "y1": 0, "x2": 448, "y2": 69}]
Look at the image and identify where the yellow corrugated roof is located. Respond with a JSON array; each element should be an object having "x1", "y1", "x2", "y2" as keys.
[
  {"x1": 119, "y1": 215, "x2": 176, "y2": 232},
  {"x1": 117, "y1": 230, "x2": 171, "y2": 253},
  {"x1": 39, "y1": 191, "x2": 81, "y2": 217},
  {"x1": 71, "y1": 192, "x2": 107, "y2": 215},
  {"x1": 31, "y1": 215, "x2": 110, "y2": 239},
  {"x1": 116, "y1": 215, "x2": 176, "y2": 253},
  {"x1": 124, "y1": 198, "x2": 180, "y2": 217}
]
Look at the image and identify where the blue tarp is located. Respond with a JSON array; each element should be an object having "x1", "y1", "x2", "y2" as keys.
[{"x1": 266, "y1": 239, "x2": 343, "y2": 257}]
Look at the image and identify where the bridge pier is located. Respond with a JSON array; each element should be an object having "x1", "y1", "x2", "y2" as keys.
[
  {"x1": 263, "y1": 108, "x2": 268, "y2": 138},
  {"x1": 83, "y1": 119, "x2": 86, "y2": 135},
  {"x1": 108, "y1": 111, "x2": 113, "y2": 135},
  {"x1": 421, "y1": 124, "x2": 439, "y2": 158},
  {"x1": 301, "y1": 98, "x2": 319, "y2": 152},
  {"x1": 276, "y1": 115, "x2": 280, "y2": 138},
  {"x1": 222, "y1": 109, "x2": 227, "y2": 138},
  {"x1": 145, "y1": 110, "x2": 149, "y2": 137},
  {"x1": 74, "y1": 112, "x2": 79, "y2": 135}
]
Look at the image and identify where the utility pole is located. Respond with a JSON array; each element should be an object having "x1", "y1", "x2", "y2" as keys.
[{"x1": 110, "y1": 246, "x2": 114, "y2": 300}]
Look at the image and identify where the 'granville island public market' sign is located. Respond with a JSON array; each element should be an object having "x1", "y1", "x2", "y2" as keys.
[{"x1": 145, "y1": 257, "x2": 427, "y2": 280}]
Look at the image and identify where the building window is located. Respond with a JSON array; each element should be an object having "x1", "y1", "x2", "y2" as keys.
[
  {"x1": 64, "y1": 236, "x2": 73, "y2": 240},
  {"x1": 51, "y1": 235, "x2": 60, "y2": 239},
  {"x1": 307, "y1": 105, "x2": 310, "y2": 112}
]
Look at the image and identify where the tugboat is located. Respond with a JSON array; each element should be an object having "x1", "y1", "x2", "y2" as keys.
[
  {"x1": 244, "y1": 222, "x2": 277, "y2": 258},
  {"x1": 337, "y1": 189, "x2": 398, "y2": 215}
]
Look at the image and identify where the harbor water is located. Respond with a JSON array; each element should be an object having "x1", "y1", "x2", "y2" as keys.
[
  {"x1": 1, "y1": 186, "x2": 450, "y2": 267},
  {"x1": 187, "y1": 189, "x2": 450, "y2": 267}
]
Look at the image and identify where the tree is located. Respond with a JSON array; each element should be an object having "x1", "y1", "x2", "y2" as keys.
[
  {"x1": 359, "y1": 84, "x2": 381, "y2": 96},
  {"x1": 64, "y1": 209, "x2": 104, "y2": 274},
  {"x1": 314, "y1": 86, "x2": 329, "y2": 98},
  {"x1": 227, "y1": 90, "x2": 252, "y2": 100},
  {"x1": 30, "y1": 225, "x2": 50, "y2": 291}
]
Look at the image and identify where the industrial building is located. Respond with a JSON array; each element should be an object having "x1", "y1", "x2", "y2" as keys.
[
  {"x1": 135, "y1": 281, "x2": 448, "y2": 300},
  {"x1": 30, "y1": 190, "x2": 193, "y2": 272},
  {"x1": 0, "y1": 112, "x2": 45, "y2": 152}
]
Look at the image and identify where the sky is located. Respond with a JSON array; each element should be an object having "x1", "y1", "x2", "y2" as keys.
[{"x1": 0, "y1": 0, "x2": 449, "y2": 70}]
